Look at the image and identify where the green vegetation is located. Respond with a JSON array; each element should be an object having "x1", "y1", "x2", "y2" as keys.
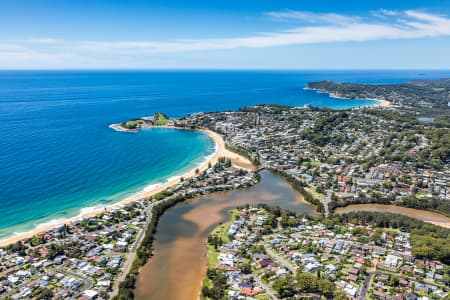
[
  {"x1": 329, "y1": 194, "x2": 450, "y2": 217},
  {"x1": 201, "y1": 269, "x2": 228, "y2": 300},
  {"x1": 120, "y1": 119, "x2": 149, "y2": 130},
  {"x1": 153, "y1": 112, "x2": 170, "y2": 126},
  {"x1": 225, "y1": 142, "x2": 259, "y2": 165},
  {"x1": 120, "y1": 112, "x2": 170, "y2": 130},
  {"x1": 434, "y1": 114, "x2": 450, "y2": 127},
  {"x1": 268, "y1": 168, "x2": 324, "y2": 213},
  {"x1": 308, "y1": 79, "x2": 450, "y2": 111},
  {"x1": 32, "y1": 287, "x2": 53, "y2": 299},
  {"x1": 329, "y1": 211, "x2": 450, "y2": 264},
  {"x1": 299, "y1": 111, "x2": 351, "y2": 147},
  {"x1": 112, "y1": 194, "x2": 194, "y2": 300},
  {"x1": 112, "y1": 159, "x2": 251, "y2": 300},
  {"x1": 304, "y1": 187, "x2": 325, "y2": 201},
  {"x1": 381, "y1": 128, "x2": 450, "y2": 170},
  {"x1": 398, "y1": 196, "x2": 450, "y2": 217},
  {"x1": 364, "y1": 109, "x2": 421, "y2": 124},
  {"x1": 206, "y1": 210, "x2": 238, "y2": 269},
  {"x1": 239, "y1": 103, "x2": 292, "y2": 114},
  {"x1": 272, "y1": 269, "x2": 349, "y2": 299},
  {"x1": 255, "y1": 294, "x2": 272, "y2": 300}
]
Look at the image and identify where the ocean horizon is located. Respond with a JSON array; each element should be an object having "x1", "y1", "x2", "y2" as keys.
[{"x1": 1, "y1": 70, "x2": 450, "y2": 240}]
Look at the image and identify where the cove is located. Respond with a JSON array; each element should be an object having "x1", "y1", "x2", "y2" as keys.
[
  {"x1": 134, "y1": 170, "x2": 316, "y2": 300},
  {"x1": 0, "y1": 128, "x2": 215, "y2": 240}
]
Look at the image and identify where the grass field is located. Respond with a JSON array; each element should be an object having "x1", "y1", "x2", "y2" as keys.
[
  {"x1": 206, "y1": 209, "x2": 240, "y2": 269},
  {"x1": 154, "y1": 112, "x2": 170, "y2": 126},
  {"x1": 305, "y1": 187, "x2": 325, "y2": 201}
]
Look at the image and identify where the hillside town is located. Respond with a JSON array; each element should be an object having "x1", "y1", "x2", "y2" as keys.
[
  {"x1": 177, "y1": 105, "x2": 450, "y2": 216},
  {"x1": 204, "y1": 206, "x2": 449, "y2": 300}
]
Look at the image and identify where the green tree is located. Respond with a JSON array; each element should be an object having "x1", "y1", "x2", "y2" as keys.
[{"x1": 273, "y1": 276, "x2": 295, "y2": 298}]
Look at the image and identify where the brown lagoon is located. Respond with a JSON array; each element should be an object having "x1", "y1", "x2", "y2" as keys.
[
  {"x1": 335, "y1": 204, "x2": 450, "y2": 229},
  {"x1": 134, "y1": 170, "x2": 316, "y2": 300},
  {"x1": 134, "y1": 170, "x2": 450, "y2": 299}
]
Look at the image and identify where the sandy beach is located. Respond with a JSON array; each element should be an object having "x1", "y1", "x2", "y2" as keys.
[
  {"x1": 326, "y1": 92, "x2": 392, "y2": 108},
  {"x1": 304, "y1": 87, "x2": 392, "y2": 107},
  {"x1": 0, "y1": 128, "x2": 254, "y2": 247},
  {"x1": 373, "y1": 98, "x2": 391, "y2": 107}
]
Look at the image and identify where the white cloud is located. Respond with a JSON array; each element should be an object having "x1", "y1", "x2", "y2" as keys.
[
  {"x1": 0, "y1": 43, "x2": 28, "y2": 52},
  {"x1": 380, "y1": 9, "x2": 398, "y2": 16},
  {"x1": 1, "y1": 10, "x2": 450, "y2": 68},
  {"x1": 73, "y1": 10, "x2": 450, "y2": 54},
  {"x1": 264, "y1": 10, "x2": 360, "y2": 24},
  {"x1": 24, "y1": 37, "x2": 61, "y2": 44},
  {"x1": 372, "y1": 9, "x2": 399, "y2": 18}
]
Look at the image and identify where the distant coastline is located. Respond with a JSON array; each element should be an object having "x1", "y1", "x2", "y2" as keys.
[
  {"x1": 0, "y1": 127, "x2": 253, "y2": 246},
  {"x1": 304, "y1": 86, "x2": 392, "y2": 108}
]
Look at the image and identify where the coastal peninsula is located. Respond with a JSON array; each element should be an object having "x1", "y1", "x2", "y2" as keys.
[{"x1": 109, "y1": 112, "x2": 172, "y2": 132}]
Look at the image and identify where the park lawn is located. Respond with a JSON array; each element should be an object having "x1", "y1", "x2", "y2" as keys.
[
  {"x1": 210, "y1": 209, "x2": 240, "y2": 242},
  {"x1": 323, "y1": 259, "x2": 336, "y2": 265},
  {"x1": 207, "y1": 244, "x2": 220, "y2": 269},
  {"x1": 302, "y1": 161, "x2": 323, "y2": 167},
  {"x1": 125, "y1": 224, "x2": 140, "y2": 230},
  {"x1": 256, "y1": 294, "x2": 272, "y2": 300},
  {"x1": 155, "y1": 120, "x2": 169, "y2": 126},
  {"x1": 415, "y1": 192, "x2": 431, "y2": 199},
  {"x1": 206, "y1": 209, "x2": 240, "y2": 269},
  {"x1": 305, "y1": 187, "x2": 325, "y2": 201},
  {"x1": 254, "y1": 267, "x2": 266, "y2": 277},
  {"x1": 154, "y1": 112, "x2": 170, "y2": 126}
]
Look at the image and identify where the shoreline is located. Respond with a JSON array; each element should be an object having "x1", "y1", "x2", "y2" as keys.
[
  {"x1": 133, "y1": 170, "x2": 314, "y2": 300},
  {"x1": 0, "y1": 128, "x2": 254, "y2": 247},
  {"x1": 335, "y1": 204, "x2": 450, "y2": 229},
  {"x1": 304, "y1": 86, "x2": 392, "y2": 107}
]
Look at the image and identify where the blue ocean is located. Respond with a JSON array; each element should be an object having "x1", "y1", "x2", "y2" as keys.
[{"x1": 1, "y1": 70, "x2": 449, "y2": 239}]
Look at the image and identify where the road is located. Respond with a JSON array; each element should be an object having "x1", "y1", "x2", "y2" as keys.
[
  {"x1": 55, "y1": 268, "x2": 93, "y2": 290},
  {"x1": 323, "y1": 175, "x2": 336, "y2": 217},
  {"x1": 359, "y1": 271, "x2": 375, "y2": 300},
  {"x1": 265, "y1": 245, "x2": 297, "y2": 274},
  {"x1": 254, "y1": 275, "x2": 279, "y2": 300},
  {"x1": 110, "y1": 202, "x2": 158, "y2": 297},
  {"x1": 253, "y1": 241, "x2": 298, "y2": 299}
]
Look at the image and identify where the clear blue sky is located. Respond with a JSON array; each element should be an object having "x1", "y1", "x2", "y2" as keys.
[{"x1": 1, "y1": 0, "x2": 450, "y2": 69}]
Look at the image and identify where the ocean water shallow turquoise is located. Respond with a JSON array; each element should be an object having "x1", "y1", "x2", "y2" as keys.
[
  {"x1": 0, "y1": 128, "x2": 215, "y2": 238},
  {"x1": 1, "y1": 70, "x2": 449, "y2": 239}
]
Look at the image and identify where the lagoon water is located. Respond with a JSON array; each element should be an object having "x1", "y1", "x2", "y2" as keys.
[
  {"x1": 1, "y1": 70, "x2": 449, "y2": 239},
  {"x1": 135, "y1": 170, "x2": 315, "y2": 300}
]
